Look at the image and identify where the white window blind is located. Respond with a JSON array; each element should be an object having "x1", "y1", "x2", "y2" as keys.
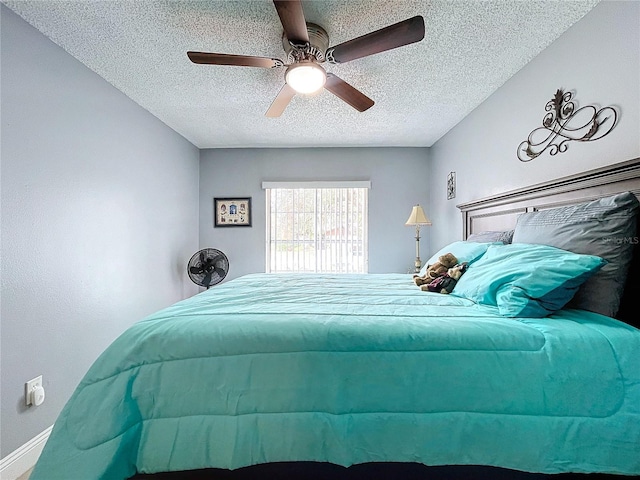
[{"x1": 264, "y1": 183, "x2": 369, "y2": 273}]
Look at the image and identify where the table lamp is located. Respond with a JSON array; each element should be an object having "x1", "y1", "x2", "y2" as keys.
[{"x1": 405, "y1": 204, "x2": 432, "y2": 273}]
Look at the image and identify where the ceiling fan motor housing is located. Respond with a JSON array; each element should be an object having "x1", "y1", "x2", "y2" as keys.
[{"x1": 282, "y1": 23, "x2": 329, "y2": 62}]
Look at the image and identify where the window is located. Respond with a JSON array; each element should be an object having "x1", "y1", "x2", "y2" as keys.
[{"x1": 263, "y1": 181, "x2": 369, "y2": 273}]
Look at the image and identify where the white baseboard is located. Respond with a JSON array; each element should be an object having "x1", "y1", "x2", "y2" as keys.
[{"x1": 0, "y1": 426, "x2": 53, "y2": 480}]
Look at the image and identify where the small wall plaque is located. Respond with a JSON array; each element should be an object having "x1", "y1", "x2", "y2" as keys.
[{"x1": 447, "y1": 172, "x2": 456, "y2": 200}]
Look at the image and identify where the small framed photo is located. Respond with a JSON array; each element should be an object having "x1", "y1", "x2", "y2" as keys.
[
  {"x1": 214, "y1": 197, "x2": 252, "y2": 227},
  {"x1": 447, "y1": 172, "x2": 456, "y2": 200}
]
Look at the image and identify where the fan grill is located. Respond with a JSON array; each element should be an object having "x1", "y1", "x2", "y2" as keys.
[{"x1": 187, "y1": 248, "x2": 229, "y2": 288}]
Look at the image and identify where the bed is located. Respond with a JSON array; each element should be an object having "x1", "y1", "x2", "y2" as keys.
[{"x1": 30, "y1": 158, "x2": 640, "y2": 480}]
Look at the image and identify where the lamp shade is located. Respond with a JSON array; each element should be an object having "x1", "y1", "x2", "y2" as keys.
[
  {"x1": 285, "y1": 63, "x2": 327, "y2": 94},
  {"x1": 405, "y1": 205, "x2": 432, "y2": 226}
]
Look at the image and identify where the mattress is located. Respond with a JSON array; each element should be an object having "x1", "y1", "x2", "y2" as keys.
[{"x1": 30, "y1": 273, "x2": 640, "y2": 479}]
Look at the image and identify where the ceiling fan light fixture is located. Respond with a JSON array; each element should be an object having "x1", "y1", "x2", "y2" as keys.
[{"x1": 285, "y1": 63, "x2": 326, "y2": 94}]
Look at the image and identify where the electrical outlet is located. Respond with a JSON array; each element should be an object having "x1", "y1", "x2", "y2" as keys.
[{"x1": 25, "y1": 375, "x2": 43, "y2": 406}]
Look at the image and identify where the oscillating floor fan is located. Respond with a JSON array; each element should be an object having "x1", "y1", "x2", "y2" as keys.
[{"x1": 187, "y1": 248, "x2": 229, "y2": 288}]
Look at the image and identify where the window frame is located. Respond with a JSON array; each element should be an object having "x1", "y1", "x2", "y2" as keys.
[{"x1": 263, "y1": 181, "x2": 370, "y2": 274}]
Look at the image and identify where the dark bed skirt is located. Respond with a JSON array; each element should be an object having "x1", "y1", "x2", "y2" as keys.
[{"x1": 130, "y1": 462, "x2": 637, "y2": 480}]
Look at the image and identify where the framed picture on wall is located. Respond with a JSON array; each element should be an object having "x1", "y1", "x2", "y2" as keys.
[{"x1": 214, "y1": 197, "x2": 252, "y2": 227}]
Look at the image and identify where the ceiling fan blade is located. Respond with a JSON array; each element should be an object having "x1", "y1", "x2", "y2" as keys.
[
  {"x1": 324, "y1": 74, "x2": 374, "y2": 112},
  {"x1": 187, "y1": 52, "x2": 283, "y2": 69},
  {"x1": 273, "y1": 0, "x2": 309, "y2": 44},
  {"x1": 327, "y1": 15, "x2": 425, "y2": 64},
  {"x1": 265, "y1": 83, "x2": 296, "y2": 118}
]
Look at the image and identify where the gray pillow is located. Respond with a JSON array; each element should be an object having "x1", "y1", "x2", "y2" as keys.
[
  {"x1": 467, "y1": 230, "x2": 514, "y2": 244},
  {"x1": 511, "y1": 192, "x2": 639, "y2": 318}
]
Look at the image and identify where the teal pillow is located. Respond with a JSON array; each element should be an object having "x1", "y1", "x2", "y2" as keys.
[
  {"x1": 452, "y1": 243, "x2": 606, "y2": 318},
  {"x1": 420, "y1": 241, "x2": 497, "y2": 276}
]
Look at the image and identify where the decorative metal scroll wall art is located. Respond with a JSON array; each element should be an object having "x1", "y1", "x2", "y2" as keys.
[{"x1": 517, "y1": 89, "x2": 618, "y2": 162}]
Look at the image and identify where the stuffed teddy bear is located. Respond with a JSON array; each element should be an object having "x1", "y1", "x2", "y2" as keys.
[
  {"x1": 413, "y1": 252, "x2": 458, "y2": 287},
  {"x1": 423, "y1": 262, "x2": 469, "y2": 294}
]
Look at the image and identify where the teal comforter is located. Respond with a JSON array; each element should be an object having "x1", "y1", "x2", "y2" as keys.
[{"x1": 31, "y1": 274, "x2": 640, "y2": 479}]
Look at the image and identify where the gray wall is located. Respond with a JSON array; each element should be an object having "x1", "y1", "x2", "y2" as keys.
[
  {"x1": 3, "y1": 0, "x2": 638, "y2": 461},
  {"x1": 0, "y1": 6, "x2": 200, "y2": 456},
  {"x1": 428, "y1": 0, "x2": 640, "y2": 252},
  {"x1": 199, "y1": 148, "x2": 430, "y2": 280}
]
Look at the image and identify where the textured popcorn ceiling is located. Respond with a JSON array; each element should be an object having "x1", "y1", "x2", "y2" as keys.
[{"x1": 3, "y1": 0, "x2": 599, "y2": 148}]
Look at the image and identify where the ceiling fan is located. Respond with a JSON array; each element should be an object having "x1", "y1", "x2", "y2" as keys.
[{"x1": 187, "y1": 0, "x2": 425, "y2": 117}]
